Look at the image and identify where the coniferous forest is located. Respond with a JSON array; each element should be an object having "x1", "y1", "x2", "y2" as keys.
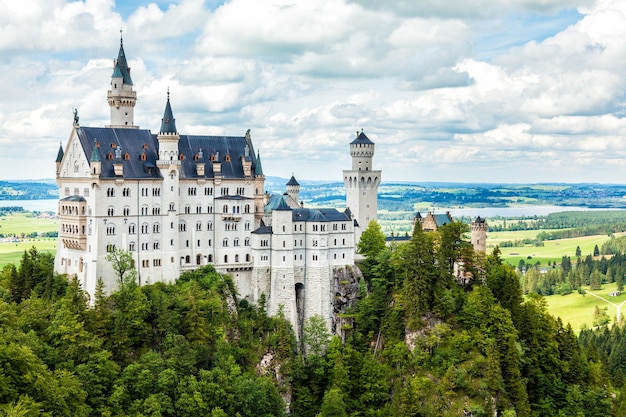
[{"x1": 1, "y1": 222, "x2": 624, "y2": 416}]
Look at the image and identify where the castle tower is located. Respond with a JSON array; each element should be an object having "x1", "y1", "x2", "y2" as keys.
[
  {"x1": 471, "y1": 216, "x2": 488, "y2": 253},
  {"x1": 156, "y1": 91, "x2": 181, "y2": 280},
  {"x1": 286, "y1": 175, "x2": 300, "y2": 206},
  {"x1": 343, "y1": 130, "x2": 381, "y2": 244},
  {"x1": 107, "y1": 33, "x2": 137, "y2": 128}
]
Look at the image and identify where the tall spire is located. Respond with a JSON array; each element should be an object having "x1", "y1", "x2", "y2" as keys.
[
  {"x1": 160, "y1": 88, "x2": 177, "y2": 134},
  {"x1": 255, "y1": 150, "x2": 264, "y2": 176},
  {"x1": 55, "y1": 141, "x2": 64, "y2": 163},
  {"x1": 112, "y1": 29, "x2": 133, "y2": 85}
]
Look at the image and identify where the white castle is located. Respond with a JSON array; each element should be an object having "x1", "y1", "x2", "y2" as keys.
[{"x1": 54, "y1": 38, "x2": 380, "y2": 337}]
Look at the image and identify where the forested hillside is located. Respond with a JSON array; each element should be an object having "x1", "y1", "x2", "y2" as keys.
[{"x1": 0, "y1": 224, "x2": 621, "y2": 416}]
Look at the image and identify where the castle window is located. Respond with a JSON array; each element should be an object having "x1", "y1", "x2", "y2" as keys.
[
  {"x1": 141, "y1": 206, "x2": 148, "y2": 216},
  {"x1": 123, "y1": 206, "x2": 130, "y2": 216},
  {"x1": 223, "y1": 205, "x2": 228, "y2": 213},
  {"x1": 153, "y1": 206, "x2": 161, "y2": 215},
  {"x1": 107, "y1": 206, "x2": 114, "y2": 216},
  {"x1": 179, "y1": 222, "x2": 187, "y2": 232},
  {"x1": 179, "y1": 154, "x2": 185, "y2": 161},
  {"x1": 129, "y1": 224, "x2": 136, "y2": 234},
  {"x1": 106, "y1": 244, "x2": 116, "y2": 252},
  {"x1": 208, "y1": 254, "x2": 213, "y2": 262},
  {"x1": 246, "y1": 254, "x2": 250, "y2": 262},
  {"x1": 153, "y1": 241, "x2": 160, "y2": 250},
  {"x1": 313, "y1": 225, "x2": 318, "y2": 232},
  {"x1": 224, "y1": 255, "x2": 228, "y2": 263},
  {"x1": 234, "y1": 238, "x2": 240, "y2": 246},
  {"x1": 186, "y1": 255, "x2": 191, "y2": 263},
  {"x1": 153, "y1": 188, "x2": 160, "y2": 196},
  {"x1": 186, "y1": 240, "x2": 189, "y2": 248},
  {"x1": 333, "y1": 224, "x2": 337, "y2": 231},
  {"x1": 122, "y1": 187, "x2": 130, "y2": 197},
  {"x1": 208, "y1": 239, "x2": 212, "y2": 246},
  {"x1": 313, "y1": 240, "x2": 318, "y2": 247},
  {"x1": 225, "y1": 154, "x2": 231, "y2": 162},
  {"x1": 107, "y1": 152, "x2": 114, "y2": 160},
  {"x1": 205, "y1": 187, "x2": 213, "y2": 195},
  {"x1": 196, "y1": 205, "x2": 202, "y2": 214},
  {"x1": 244, "y1": 238, "x2": 250, "y2": 246},
  {"x1": 244, "y1": 204, "x2": 250, "y2": 213},
  {"x1": 184, "y1": 205, "x2": 191, "y2": 214},
  {"x1": 334, "y1": 254, "x2": 337, "y2": 259},
  {"x1": 235, "y1": 254, "x2": 239, "y2": 263},
  {"x1": 223, "y1": 238, "x2": 228, "y2": 247},
  {"x1": 106, "y1": 224, "x2": 116, "y2": 235},
  {"x1": 313, "y1": 255, "x2": 318, "y2": 261},
  {"x1": 153, "y1": 259, "x2": 162, "y2": 267},
  {"x1": 188, "y1": 187, "x2": 197, "y2": 196},
  {"x1": 124, "y1": 152, "x2": 130, "y2": 161},
  {"x1": 282, "y1": 225, "x2": 285, "y2": 232},
  {"x1": 207, "y1": 222, "x2": 213, "y2": 231},
  {"x1": 129, "y1": 242, "x2": 135, "y2": 251},
  {"x1": 197, "y1": 239, "x2": 201, "y2": 247},
  {"x1": 196, "y1": 222, "x2": 202, "y2": 231},
  {"x1": 141, "y1": 223, "x2": 148, "y2": 234},
  {"x1": 106, "y1": 188, "x2": 114, "y2": 197},
  {"x1": 140, "y1": 153, "x2": 146, "y2": 161},
  {"x1": 341, "y1": 223, "x2": 347, "y2": 230},
  {"x1": 153, "y1": 223, "x2": 160, "y2": 233},
  {"x1": 208, "y1": 205, "x2": 213, "y2": 213},
  {"x1": 169, "y1": 203, "x2": 175, "y2": 211}
]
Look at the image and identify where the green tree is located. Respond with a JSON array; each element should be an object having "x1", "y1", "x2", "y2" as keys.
[
  {"x1": 303, "y1": 315, "x2": 330, "y2": 357},
  {"x1": 318, "y1": 387, "x2": 347, "y2": 417},
  {"x1": 357, "y1": 220, "x2": 386, "y2": 260},
  {"x1": 576, "y1": 246, "x2": 582, "y2": 257},
  {"x1": 105, "y1": 248, "x2": 136, "y2": 287},
  {"x1": 593, "y1": 245, "x2": 600, "y2": 257}
]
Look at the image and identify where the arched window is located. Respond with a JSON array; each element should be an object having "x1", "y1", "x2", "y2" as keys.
[
  {"x1": 244, "y1": 204, "x2": 250, "y2": 213},
  {"x1": 223, "y1": 205, "x2": 228, "y2": 213},
  {"x1": 224, "y1": 255, "x2": 228, "y2": 263},
  {"x1": 235, "y1": 254, "x2": 239, "y2": 262}
]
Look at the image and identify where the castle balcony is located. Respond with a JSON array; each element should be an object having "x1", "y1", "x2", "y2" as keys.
[{"x1": 221, "y1": 213, "x2": 242, "y2": 221}]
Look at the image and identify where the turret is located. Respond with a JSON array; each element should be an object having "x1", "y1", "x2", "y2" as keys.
[
  {"x1": 55, "y1": 141, "x2": 64, "y2": 177},
  {"x1": 107, "y1": 33, "x2": 137, "y2": 128},
  {"x1": 286, "y1": 175, "x2": 300, "y2": 205},
  {"x1": 156, "y1": 90, "x2": 180, "y2": 170},
  {"x1": 349, "y1": 130, "x2": 375, "y2": 171},
  {"x1": 471, "y1": 216, "x2": 488, "y2": 253},
  {"x1": 90, "y1": 141, "x2": 101, "y2": 177}
]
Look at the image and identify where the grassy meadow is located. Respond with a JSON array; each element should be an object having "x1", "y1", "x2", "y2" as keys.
[
  {"x1": 544, "y1": 282, "x2": 626, "y2": 332},
  {"x1": 488, "y1": 229, "x2": 621, "y2": 266},
  {"x1": 0, "y1": 212, "x2": 58, "y2": 268}
]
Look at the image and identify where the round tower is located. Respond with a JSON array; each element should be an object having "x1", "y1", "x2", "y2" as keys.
[
  {"x1": 286, "y1": 175, "x2": 300, "y2": 206},
  {"x1": 107, "y1": 33, "x2": 137, "y2": 128},
  {"x1": 343, "y1": 130, "x2": 381, "y2": 244},
  {"x1": 471, "y1": 216, "x2": 488, "y2": 253}
]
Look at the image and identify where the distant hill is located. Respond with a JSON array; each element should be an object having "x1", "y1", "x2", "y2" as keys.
[
  {"x1": 7, "y1": 177, "x2": 626, "y2": 211},
  {"x1": 0, "y1": 180, "x2": 57, "y2": 200}
]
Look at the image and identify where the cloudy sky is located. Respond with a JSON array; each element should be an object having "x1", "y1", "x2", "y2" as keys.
[{"x1": 2, "y1": 0, "x2": 626, "y2": 183}]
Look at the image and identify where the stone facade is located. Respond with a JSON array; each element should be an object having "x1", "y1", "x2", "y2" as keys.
[{"x1": 54, "y1": 37, "x2": 366, "y2": 338}]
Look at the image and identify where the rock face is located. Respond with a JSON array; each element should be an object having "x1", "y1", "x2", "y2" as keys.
[{"x1": 332, "y1": 265, "x2": 362, "y2": 338}]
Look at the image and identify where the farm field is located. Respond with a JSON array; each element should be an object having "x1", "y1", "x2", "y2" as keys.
[
  {"x1": 487, "y1": 229, "x2": 623, "y2": 266},
  {"x1": 543, "y1": 282, "x2": 626, "y2": 332},
  {"x1": 0, "y1": 212, "x2": 58, "y2": 268}
]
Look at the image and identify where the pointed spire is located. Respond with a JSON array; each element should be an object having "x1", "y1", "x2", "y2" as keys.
[
  {"x1": 112, "y1": 31, "x2": 133, "y2": 85},
  {"x1": 90, "y1": 141, "x2": 101, "y2": 162},
  {"x1": 254, "y1": 150, "x2": 264, "y2": 176},
  {"x1": 55, "y1": 141, "x2": 64, "y2": 163},
  {"x1": 286, "y1": 174, "x2": 299, "y2": 186},
  {"x1": 160, "y1": 88, "x2": 177, "y2": 134}
]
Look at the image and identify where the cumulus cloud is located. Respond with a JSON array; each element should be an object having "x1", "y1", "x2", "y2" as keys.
[{"x1": 2, "y1": 0, "x2": 626, "y2": 183}]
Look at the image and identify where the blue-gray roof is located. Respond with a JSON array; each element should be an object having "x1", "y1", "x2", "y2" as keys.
[
  {"x1": 255, "y1": 150, "x2": 264, "y2": 176},
  {"x1": 274, "y1": 195, "x2": 292, "y2": 211},
  {"x1": 252, "y1": 223, "x2": 273, "y2": 234},
  {"x1": 60, "y1": 195, "x2": 86, "y2": 202},
  {"x1": 112, "y1": 40, "x2": 133, "y2": 85},
  {"x1": 160, "y1": 94, "x2": 177, "y2": 134},
  {"x1": 350, "y1": 131, "x2": 374, "y2": 145},
  {"x1": 76, "y1": 127, "x2": 261, "y2": 180},
  {"x1": 56, "y1": 143, "x2": 64, "y2": 163},
  {"x1": 291, "y1": 208, "x2": 351, "y2": 222},
  {"x1": 286, "y1": 175, "x2": 299, "y2": 186}
]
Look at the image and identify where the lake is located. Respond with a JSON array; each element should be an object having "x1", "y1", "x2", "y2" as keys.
[{"x1": 0, "y1": 199, "x2": 58, "y2": 212}]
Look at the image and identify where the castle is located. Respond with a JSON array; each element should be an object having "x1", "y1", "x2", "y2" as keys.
[
  {"x1": 54, "y1": 37, "x2": 382, "y2": 337},
  {"x1": 54, "y1": 37, "x2": 486, "y2": 337}
]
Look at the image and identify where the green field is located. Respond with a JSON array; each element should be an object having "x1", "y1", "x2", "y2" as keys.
[
  {"x1": 0, "y1": 212, "x2": 58, "y2": 268},
  {"x1": 488, "y1": 230, "x2": 621, "y2": 266},
  {"x1": 543, "y1": 282, "x2": 626, "y2": 332}
]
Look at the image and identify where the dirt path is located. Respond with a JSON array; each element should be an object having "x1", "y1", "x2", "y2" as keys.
[{"x1": 585, "y1": 290, "x2": 626, "y2": 322}]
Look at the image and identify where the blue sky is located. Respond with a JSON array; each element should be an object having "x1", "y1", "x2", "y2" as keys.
[{"x1": 2, "y1": 0, "x2": 626, "y2": 183}]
